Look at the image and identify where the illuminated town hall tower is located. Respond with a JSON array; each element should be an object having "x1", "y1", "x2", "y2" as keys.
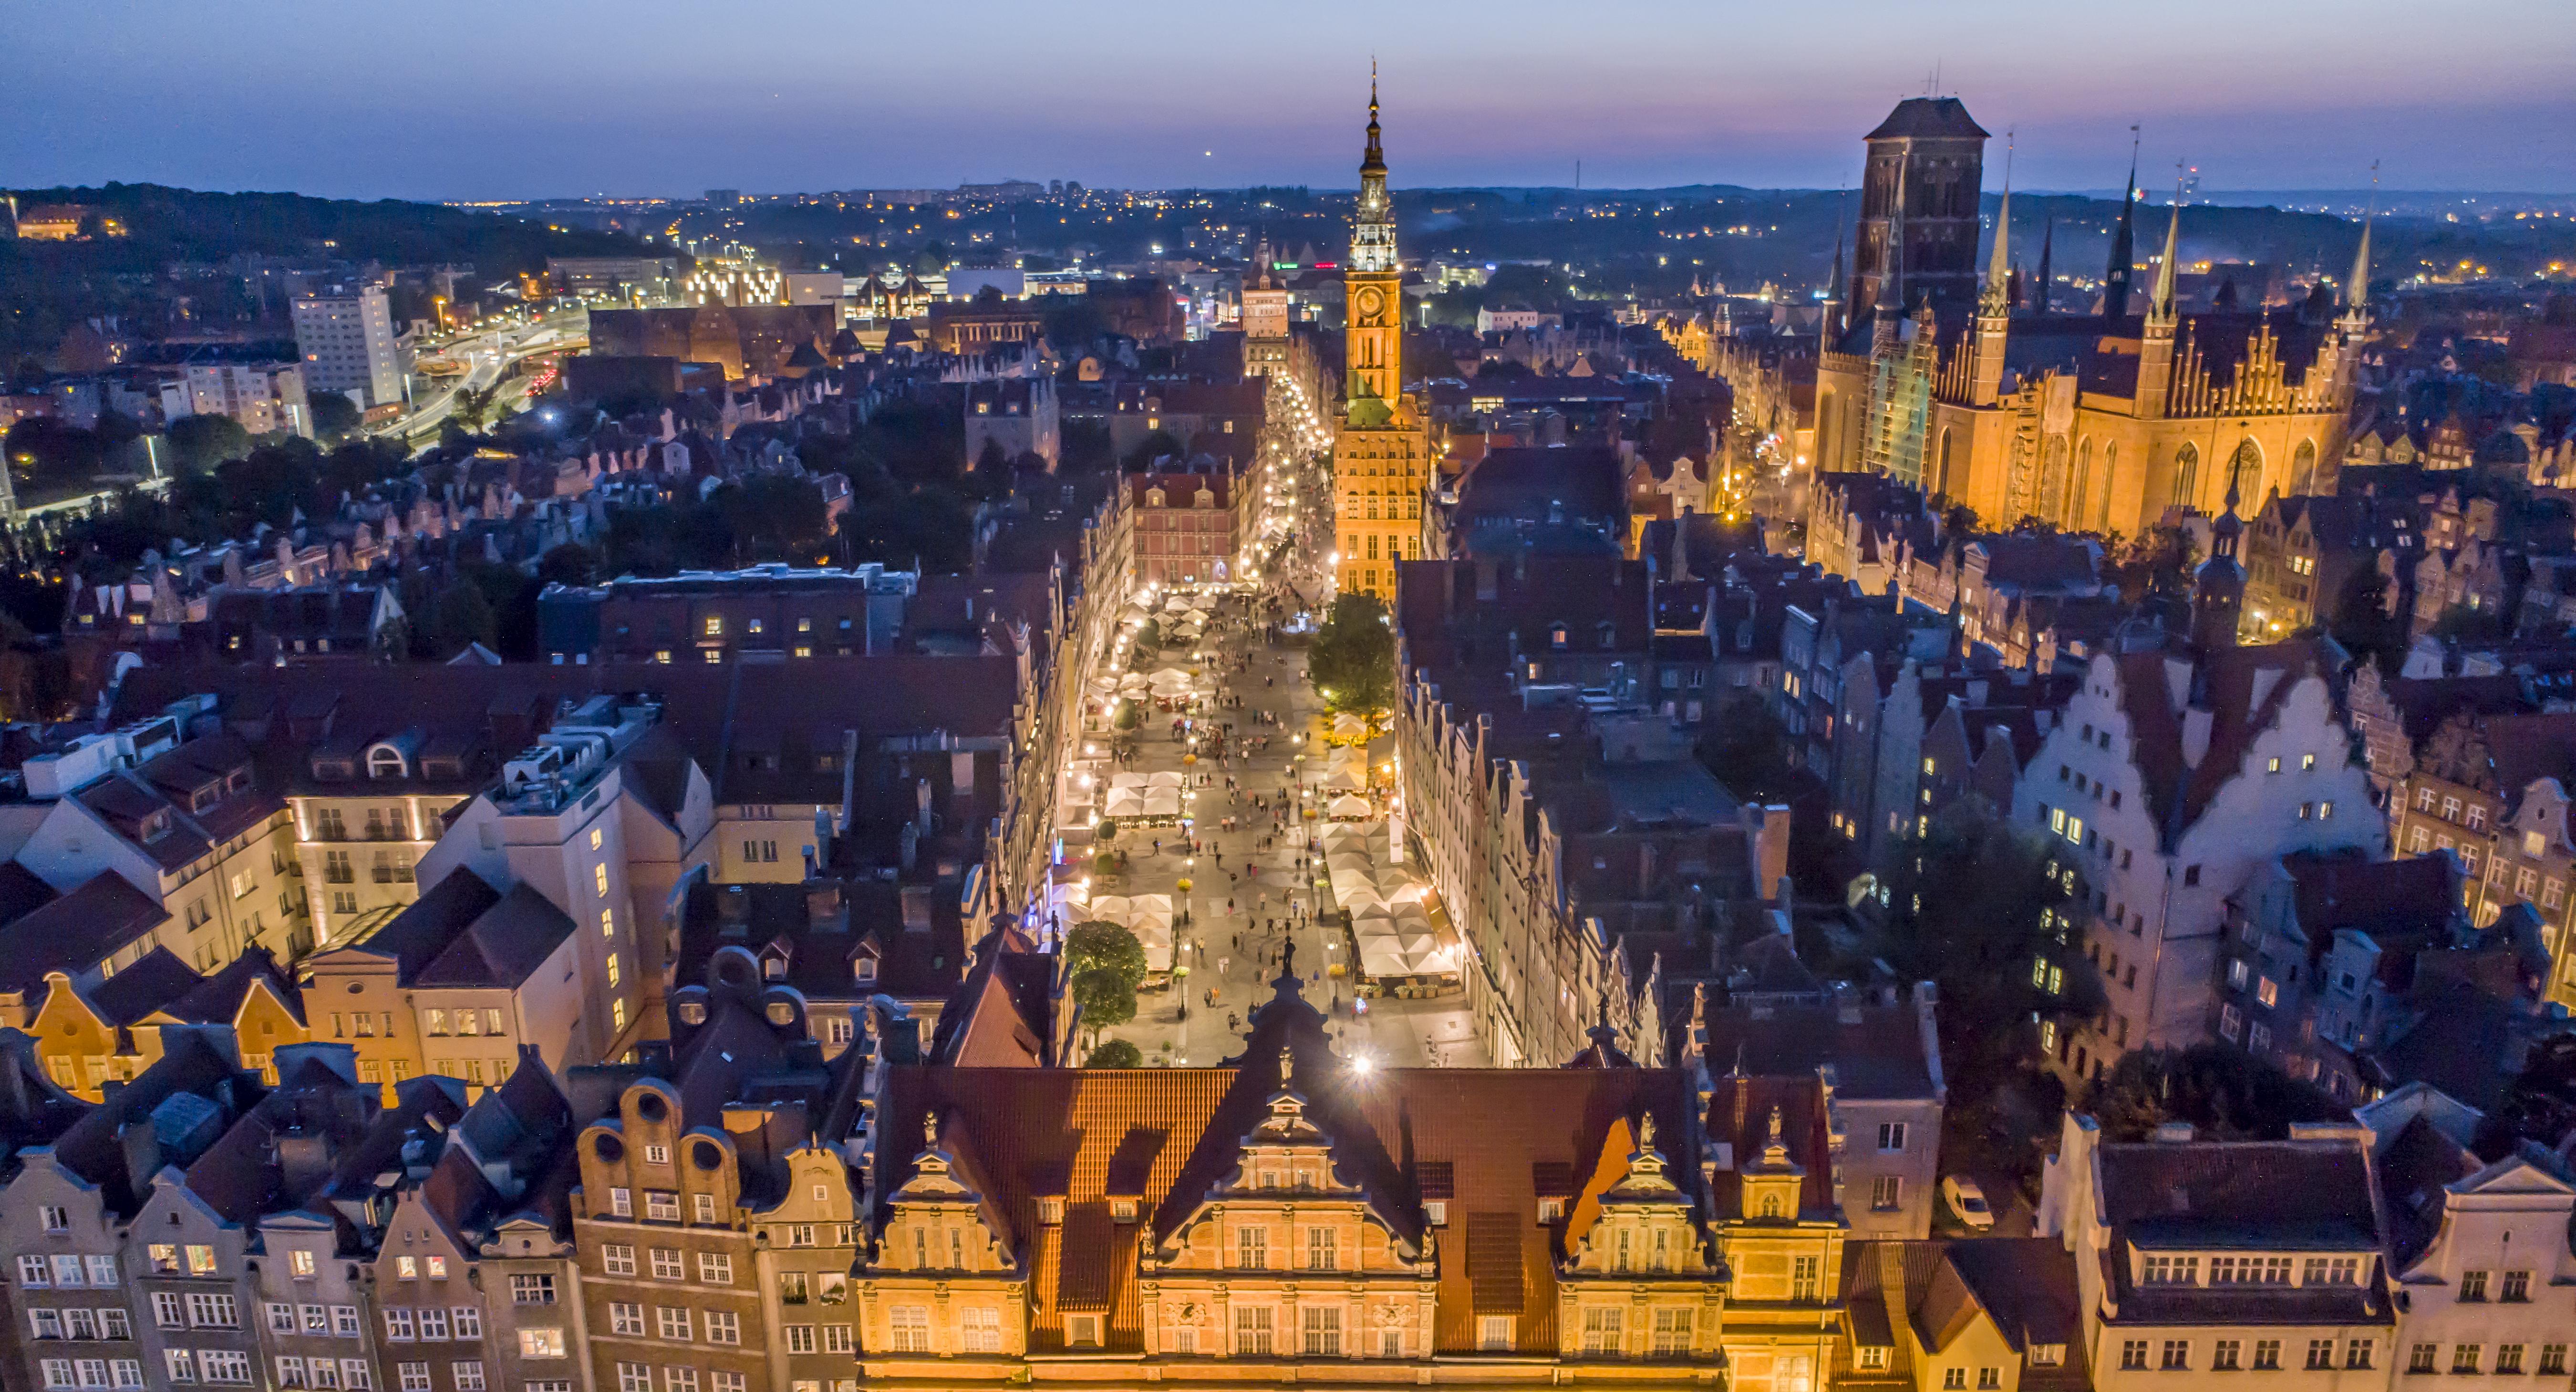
[{"x1": 1333, "y1": 73, "x2": 1429, "y2": 602}]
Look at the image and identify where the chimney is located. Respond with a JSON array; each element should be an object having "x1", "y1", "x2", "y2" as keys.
[{"x1": 805, "y1": 882, "x2": 845, "y2": 931}]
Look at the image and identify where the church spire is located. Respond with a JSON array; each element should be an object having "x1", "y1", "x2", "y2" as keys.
[
  {"x1": 2103, "y1": 130, "x2": 2140, "y2": 316},
  {"x1": 1821, "y1": 216, "x2": 1846, "y2": 353},
  {"x1": 2344, "y1": 165, "x2": 2377, "y2": 318},
  {"x1": 2033, "y1": 216, "x2": 2054, "y2": 314},
  {"x1": 1361, "y1": 60, "x2": 1385, "y2": 177},
  {"x1": 2149, "y1": 170, "x2": 2185, "y2": 326},
  {"x1": 1979, "y1": 135, "x2": 2013, "y2": 316}
]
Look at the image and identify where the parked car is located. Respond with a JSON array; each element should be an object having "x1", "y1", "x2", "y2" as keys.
[{"x1": 1942, "y1": 1174, "x2": 1995, "y2": 1231}]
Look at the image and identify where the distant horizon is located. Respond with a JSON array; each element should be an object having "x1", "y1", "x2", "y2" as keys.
[{"x1": 12, "y1": 0, "x2": 2573, "y2": 201}]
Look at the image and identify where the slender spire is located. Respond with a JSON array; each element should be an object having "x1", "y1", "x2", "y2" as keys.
[
  {"x1": 1361, "y1": 59, "x2": 1385, "y2": 176},
  {"x1": 2103, "y1": 128, "x2": 2140, "y2": 316},
  {"x1": 2149, "y1": 168, "x2": 2185, "y2": 324},
  {"x1": 2033, "y1": 216, "x2": 2054, "y2": 314},
  {"x1": 2345, "y1": 162, "x2": 2378, "y2": 313},
  {"x1": 1980, "y1": 133, "x2": 2014, "y2": 316},
  {"x1": 1821, "y1": 213, "x2": 1846, "y2": 352}
]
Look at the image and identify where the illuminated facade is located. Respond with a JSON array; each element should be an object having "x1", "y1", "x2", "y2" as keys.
[
  {"x1": 1332, "y1": 78, "x2": 1431, "y2": 603},
  {"x1": 1812, "y1": 97, "x2": 2367, "y2": 541}
]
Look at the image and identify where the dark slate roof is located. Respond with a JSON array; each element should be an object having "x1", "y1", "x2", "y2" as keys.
[
  {"x1": 412, "y1": 883, "x2": 581, "y2": 989},
  {"x1": 0, "y1": 872, "x2": 174, "y2": 994},
  {"x1": 1687, "y1": 999, "x2": 1936, "y2": 1099},
  {"x1": 1865, "y1": 97, "x2": 1990, "y2": 141},
  {"x1": 84, "y1": 949, "x2": 208, "y2": 1027},
  {"x1": 347, "y1": 869, "x2": 504, "y2": 980}
]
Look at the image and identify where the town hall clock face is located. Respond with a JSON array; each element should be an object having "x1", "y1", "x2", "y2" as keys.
[{"x1": 1355, "y1": 285, "x2": 1385, "y2": 321}]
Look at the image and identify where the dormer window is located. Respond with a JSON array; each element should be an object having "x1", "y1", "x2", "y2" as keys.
[
  {"x1": 704, "y1": 616, "x2": 724, "y2": 637},
  {"x1": 763, "y1": 958, "x2": 786, "y2": 980},
  {"x1": 1424, "y1": 1200, "x2": 1447, "y2": 1226},
  {"x1": 855, "y1": 959, "x2": 878, "y2": 984},
  {"x1": 1037, "y1": 1197, "x2": 1065, "y2": 1225},
  {"x1": 1110, "y1": 1197, "x2": 1138, "y2": 1223},
  {"x1": 1537, "y1": 1197, "x2": 1564, "y2": 1223},
  {"x1": 368, "y1": 747, "x2": 406, "y2": 779}
]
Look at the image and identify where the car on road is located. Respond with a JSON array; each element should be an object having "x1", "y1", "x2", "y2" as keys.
[{"x1": 1941, "y1": 1174, "x2": 1995, "y2": 1231}]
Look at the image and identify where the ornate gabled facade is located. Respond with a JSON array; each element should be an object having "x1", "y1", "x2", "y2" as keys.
[
  {"x1": 862, "y1": 1112, "x2": 1024, "y2": 1358},
  {"x1": 852, "y1": 957, "x2": 1879, "y2": 1391},
  {"x1": 1140, "y1": 1046, "x2": 1433, "y2": 1359},
  {"x1": 1813, "y1": 97, "x2": 2369, "y2": 540}
]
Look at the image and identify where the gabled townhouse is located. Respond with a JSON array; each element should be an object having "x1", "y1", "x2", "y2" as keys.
[
  {"x1": 2243, "y1": 491, "x2": 2421, "y2": 643},
  {"x1": 2357, "y1": 1082, "x2": 2576, "y2": 1383},
  {"x1": 1836, "y1": 1238, "x2": 2091, "y2": 1392},
  {"x1": 21, "y1": 946, "x2": 305, "y2": 1096},
  {"x1": 2215, "y1": 851, "x2": 2462, "y2": 1100},
  {"x1": 566, "y1": 952, "x2": 871, "y2": 1392},
  {"x1": 672, "y1": 877, "x2": 969, "y2": 1062},
  {"x1": 6, "y1": 711, "x2": 310, "y2": 976},
  {"x1": 2039, "y1": 1113, "x2": 2398, "y2": 1390},
  {"x1": 304, "y1": 868, "x2": 592, "y2": 1100},
  {"x1": 0, "y1": 1026, "x2": 266, "y2": 1392},
  {"x1": 2012, "y1": 612, "x2": 2382, "y2": 1083},
  {"x1": 1679, "y1": 982, "x2": 1948, "y2": 1240},
  {"x1": 2379, "y1": 710, "x2": 2576, "y2": 1007}
]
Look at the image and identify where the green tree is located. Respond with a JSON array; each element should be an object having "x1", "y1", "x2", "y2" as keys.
[
  {"x1": 1083, "y1": 1039, "x2": 1145, "y2": 1069},
  {"x1": 166, "y1": 414, "x2": 251, "y2": 474},
  {"x1": 452, "y1": 384, "x2": 499, "y2": 433},
  {"x1": 1693, "y1": 691, "x2": 1799, "y2": 802},
  {"x1": 1308, "y1": 592, "x2": 1395, "y2": 713},
  {"x1": 1065, "y1": 920, "x2": 1148, "y2": 993},
  {"x1": 536, "y1": 541, "x2": 598, "y2": 589},
  {"x1": 430, "y1": 578, "x2": 497, "y2": 655},
  {"x1": 1125, "y1": 429, "x2": 1184, "y2": 469},
  {"x1": 1871, "y1": 804, "x2": 2100, "y2": 1091},
  {"x1": 1072, "y1": 966, "x2": 1138, "y2": 1045},
  {"x1": 2475, "y1": 1031, "x2": 2576, "y2": 1159},
  {"x1": 2081, "y1": 1042, "x2": 2346, "y2": 1143},
  {"x1": 305, "y1": 390, "x2": 362, "y2": 442}
]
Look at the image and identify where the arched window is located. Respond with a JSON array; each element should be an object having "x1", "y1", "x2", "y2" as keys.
[
  {"x1": 1935, "y1": 428, "x2": 1954, "y2": 499},
  {"x1": 2173, "y1": 443, "x2": 2201, "y2": 513},
  {"x1": 367, "y1": 746, "x2": 407, "y2": 780},
  {"x1": 2229, "y1": 438, "x2": 2263, "y2": 507},
  {"x1": 1759, "y1": 1193, "x2": 1783, "y2": 1219},
  {"x1": 2070, "y1": 438, "x2": 2094, "y2": 529},
  {"x1": 2290, "y1": 439, "x2": 2318, "y2": 496},
  {"x1": 2099, "y1": 443, "x2": 2119, "y2": 531}
]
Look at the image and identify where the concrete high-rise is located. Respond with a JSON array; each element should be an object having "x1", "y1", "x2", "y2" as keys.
[{"x1": 292, "y1": 283, "x2": 405, "y2": 408}]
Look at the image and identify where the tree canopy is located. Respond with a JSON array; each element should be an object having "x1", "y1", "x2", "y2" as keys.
[
  {"x1": 2081, "y1": 1042, "x2": 2347, "y2": 1143},
  {"x1": 1309, "y1": 592, "x2": 1395, "y2": 713},
  {"x1": 1066, "y1": 920, "x2": 1148, "y2": 993}
]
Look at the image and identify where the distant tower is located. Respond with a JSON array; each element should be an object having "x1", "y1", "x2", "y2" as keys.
[
  {"x1": 1344, "y1": 69, "x2": 1402, "y2": 415},
  {"x1": 2193, "y1": 476, "x2": 2246, "y2": 649},
  {"x1": 2102, "y1": 145, "x2": 2140, "y2": 317},
  {"x1": 1847, "y1": 97, "x2": 1990, "y2": 324},
  {"x1": 2032, "y1": 216, "x2": 2054, "y2": 314}
]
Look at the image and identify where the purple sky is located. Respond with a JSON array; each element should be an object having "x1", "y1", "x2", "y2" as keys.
[{"x1": 12, "y1": 0, "x2": 2572, "y2": 200}]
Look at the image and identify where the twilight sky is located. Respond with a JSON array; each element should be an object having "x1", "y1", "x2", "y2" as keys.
[{"x1": 11, "y1": 0, "x2": 2572, "y2": 200}]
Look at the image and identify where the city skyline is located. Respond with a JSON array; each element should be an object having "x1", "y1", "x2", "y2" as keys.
[{"x1": 12, "y1": 0, "x2": 2573, "y2": 201}]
